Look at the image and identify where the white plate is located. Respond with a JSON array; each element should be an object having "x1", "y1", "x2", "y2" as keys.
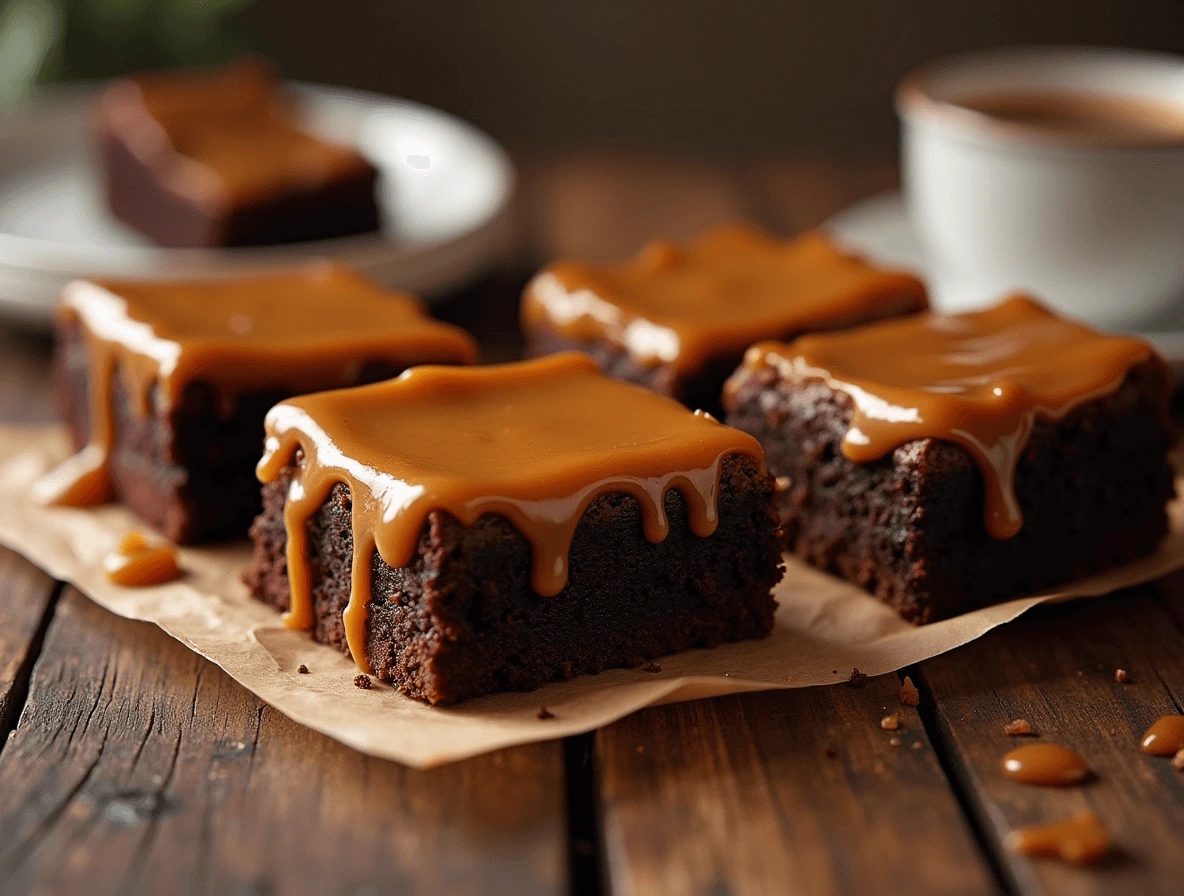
[
  {"x1": 826, "y1": 189, "x2": 1184, "y2": 368},
  {"x1": 0, "y1": 83, "x2": 516, "y2": 328}
]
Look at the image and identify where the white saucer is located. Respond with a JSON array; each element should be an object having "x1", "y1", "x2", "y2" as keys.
[
  {"x1": 826, "y1": 190, "x2": 1184, "y2": 368},
  {"x1": 0, "y1": 83, "x2": 516, "y2": 328}
]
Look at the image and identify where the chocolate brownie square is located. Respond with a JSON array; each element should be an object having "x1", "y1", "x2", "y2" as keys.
[
  {"x1": 723, "y1": 296, "x2": 1176, "y2": 622},
  {"x1": 521, "y1": 225, "x2": 928, "y2": 414},
  {"x1": 245, "y1": 353, "x2": 785, "y2": 703}
]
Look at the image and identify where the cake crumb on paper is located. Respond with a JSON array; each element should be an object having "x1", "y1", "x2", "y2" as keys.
[
  {"x1": 353, "y1": 674, "x2": 372, "y2": 690},
  {"x1": 297, "y1": 664, "x2": 309, "y2": 674}
]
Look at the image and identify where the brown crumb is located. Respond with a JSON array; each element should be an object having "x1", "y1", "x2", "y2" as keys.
[
  {"x1": 888, "y1": 737, "x2": 902, "y2": 747},
  {"x1": 537, "y1": 707, "x2": 555, "y2": 720},
  {"x1": 643, "y1": 662, "x2": 662, "y2": 673},
  {"x1": 784, "y1": 674, "x2": 793, "y2": 682},
  {"x1": 1004, "y1": 719, "x2": 1035, "y2": 736},
  {"x1": 881, "y1": 714, "x2": 900, "y2": 731},
  {"x1": 353, "y1": 674, "x2": 372, "y2": 690},
  {"x1": 899, "y1": 676, "x2": 920, "y2": 706},
  {"x1": 1115, "y1": 668, "x2": 1129, "y2": 683},
  {"x1": 1173, "y1": 749, "x2": 1184, "y2": 771},
  {"x1": 847, "y1": 668, "x2": 868, "y2": 688},
  {"x1": 911, "y1": 741, "x2": 923, "y2": 750},
  {"x1": 824, "y1": 746, "x2": 838, "y2": 758},
  {"x1": 297, "y1": 664, "x2": 309, "y2": 674}
]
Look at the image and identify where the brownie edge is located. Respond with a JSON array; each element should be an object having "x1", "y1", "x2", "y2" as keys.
[
  {"x1": 246, "y1": 454, "x2": 785, "y2": 704},
  {"x1": 724, "y1": 358, "x2": 1176, "y2": 622}
]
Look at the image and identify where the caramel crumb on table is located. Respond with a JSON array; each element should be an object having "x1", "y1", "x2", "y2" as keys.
[
  {"x1": 899, "y1": 676, "x2": 920, "y2": 706},
  {"x1": 1115, "y1": 668, "x2": 1129, "y2": 683},
  {"x1": 1006, "y1": 812, "x2": 1111, "y2": 865},
  {"x1": 353, "y1": 674, "x2": 372, "y2": 690},
  {"x1": 1001, "y1": 743, "x2": 1089, "y2": 786},
  {"x1": 881, "y1": 714, "x2": 900, "y2": 731},
  {"x1": 888, "y1": 737, "x2": 901, "y2": 747},
  {"x1": 1004, "y1": 719, "x2": 1035, "y2": 736},
  {"x1": 1140, "y1": 715, "x2": 1184, "y2": 755},
  {"x1": 911, "y1": 741, "x2": 923, "y2": 750}
]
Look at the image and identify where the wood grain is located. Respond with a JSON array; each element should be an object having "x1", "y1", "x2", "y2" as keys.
[
  {"x1": 596, "y1": 675, "x2": 1000, "y2": 896},
  {"x1": 0, "y1": 547, "x2": 59, "y2": 743},
  {"x1": 0, "y1": 589, "x2": 569, "y2": 896},
  {"x1": 918, "y1": 588, "x2": 1184, "y2": 896}
]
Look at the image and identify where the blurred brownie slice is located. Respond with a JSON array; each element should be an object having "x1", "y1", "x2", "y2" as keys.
[
  {"x1": 95, "y1": 58, "x2": 380, "y2": 247},
  {"x1": 245, "y1": 353, "x2": 784, "y2": 704},
  {"x1": 724, "y1": 295, "x2": 1176, "y2": 622},
  {"x1": 42, "y1": 264, "x2": 477, "y2": 542},
  {"x1": 521, "y1": 224, "x2": 927, "y2": 414}
]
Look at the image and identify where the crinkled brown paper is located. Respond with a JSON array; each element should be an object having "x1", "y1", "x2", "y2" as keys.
[{"x1": 1, "y1": 424, "x2": 1182, "y2": 768}]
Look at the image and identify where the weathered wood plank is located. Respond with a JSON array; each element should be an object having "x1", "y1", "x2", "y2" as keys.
[
  {"x1": 596, "y1": 676, "x2": 1000, "y2": 896},
  {"x1": 0, "y1": 589, "x2": 569, "y2": 896},
  {"x1": 0, "y1": 547, "x2": 59, "y2": 742},
  {"x1": 918, "y1": 587, "x2": 1184, "y2": 896}
]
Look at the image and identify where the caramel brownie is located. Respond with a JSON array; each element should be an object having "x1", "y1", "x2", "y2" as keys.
[
  {"x1": 94, "y1": 59, "x2": 380, "y2": 247},
  {"x1": 521, "y1": 224, "x2": 928, "y2": 414},
  {"x1": 723, "y1": 295, "x2": 1175, "y2": 622},
  {"x1": 245, "y1": 353, "x2": 784, "y2": 704},
  {"x1": 41, "y1": 264, "x2": 477, "y2": 542}
]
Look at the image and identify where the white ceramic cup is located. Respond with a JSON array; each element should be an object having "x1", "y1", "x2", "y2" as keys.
[{"x1": 896, "y1": 46, "x2": 1184, "y2": 329}]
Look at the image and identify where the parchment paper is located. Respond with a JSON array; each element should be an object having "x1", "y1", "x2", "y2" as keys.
[{"x1": 2, "y1": 423, "x2": 1182, "y2": 769}]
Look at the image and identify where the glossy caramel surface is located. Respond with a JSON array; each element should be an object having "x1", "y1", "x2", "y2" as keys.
[
  {"x1": 96, "y1": 59, "x2": 373, "y2": 210},
  {"x1": 734, "y1": 296, "x2": 1155, "y2": 538},
  {"x1": 1005, "y1": 812, "x2": 1110, "y2": 864},
  {"x1": 102, "y1": 531, "x2": 182, "y2": 587},
  {"x1": 256, "y1": 353, "x2": 765, "y2": 671},
  {"x1": 1001, "y1": 743, "x2": 1090, "y2": 786},
  {"x1": 1140, "y1": 715, "x2": 1184, "y2": 755},
  {"x1": 36, "y1": 264, "x2": 477, "y2": 508},
  {"x1": 522, "y1": 225, "x2": 927, "y2": 375}
]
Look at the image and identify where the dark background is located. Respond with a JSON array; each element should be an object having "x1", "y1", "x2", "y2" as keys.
[{"x1": 21, "y1": 0, "x2": 1184, "y2": 155}]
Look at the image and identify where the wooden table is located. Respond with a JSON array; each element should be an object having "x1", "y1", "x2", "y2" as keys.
[{"x1": 0, "y1": 154, "x2": 1181, "y2": 896}]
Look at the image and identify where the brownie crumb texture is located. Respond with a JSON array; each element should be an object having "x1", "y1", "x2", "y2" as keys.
[
  {"x1": 353, "y1": 674, "x2": 372, "y2": 690},
  {"x1": 899, "y1": 676, "x2": 920, "y2": 706},
  {"x1": 297, "y1": 664, "x2": 309, "y2": 674},
  {"x1": 1004, "y1": 719, "x2": 1035, "y2": 737}
]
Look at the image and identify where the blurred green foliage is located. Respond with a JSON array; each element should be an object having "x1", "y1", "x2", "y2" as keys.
[{"x1": 0, "y1": 0, "x2": 254, "y2": 104}]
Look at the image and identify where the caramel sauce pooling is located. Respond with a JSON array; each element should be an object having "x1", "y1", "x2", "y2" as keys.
[
  {"x1": 522, "y1": 225, "x2": 927, "y2": 375},
  {"x1": 35, "y1": 264, "x2": 477, "y2": 508},
  {"x1": 256, "y1": 353, "x2": 765, "y2": 672},
  {"x1": 1140, "y1": 715, "x2": 1184, "y2": 755},
  {"x1": 96, "y1": 59, "x2": 373, "y2": 210},
  {"x1": 103, "y1": 531, "x2": 182, "y2": 587},
  {"x1": 1001, "y1": 743, "x2": 1090, "y2": 786},
  {"x1": 1005, "y1": 812, "x2": 1111, "y2": 865},
  {"x1": 735, "y1": 295, "x2": 1156, "y2": 539}
]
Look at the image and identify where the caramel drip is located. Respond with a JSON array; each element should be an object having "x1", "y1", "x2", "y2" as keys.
[
  {"x1": 735, "y1": 295, "x2": 1156, "y2": 539},
  {"x1": 35, "y1": 264, "x2": 477, "y2": 508},
  {"x1": 1001, "y1": 743, "x2": 1090, "y2": 786},
  {"x1": 521, "y1": 225, "x2": 927, "y2": 376},
  {"x1": 1005, "y1": 812, "x2": 1111, "y2": 864},
  {"x1": 256, "y1": 353, "x2": 765, "y2": 672},
  {"x1": 96, "y1": 59, "x2": 372, "y2": 210},
  {"x1": 1140, "y1": 715, "x2": 1184, "y2": 755},
  {"x1": 103, "y1": 531, "x2": 182, "y2": 587}
]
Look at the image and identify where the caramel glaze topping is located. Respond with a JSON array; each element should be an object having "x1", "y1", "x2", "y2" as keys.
[
  {"x1": 95, "y1": 58, "x2": 373, "y2": 211},
  {"x1": 1005, "y1": 812, "x2": 1111, "y2": 865},
  {"x1": 1001, "y1": 743, "x2": 1091, "y2": 786},
  {"x1": 1141, "y1": 715, "x2": 1184, "y2": 755},
  {"x1": 35, "y1": 264, "x2": 477, "y2": 508},
  {"x1": 256, "y1": 353, "x2": 765, "y2": 672},
  {"x1": 732, "y1": 295, "x2": 1157, "y2": 539},
  {"x1": 103, "y1": 531, "x2": 182, "y2": 587},
  {"x1": 522, "y1": 225, "x2": 928, "y2": 376}
]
